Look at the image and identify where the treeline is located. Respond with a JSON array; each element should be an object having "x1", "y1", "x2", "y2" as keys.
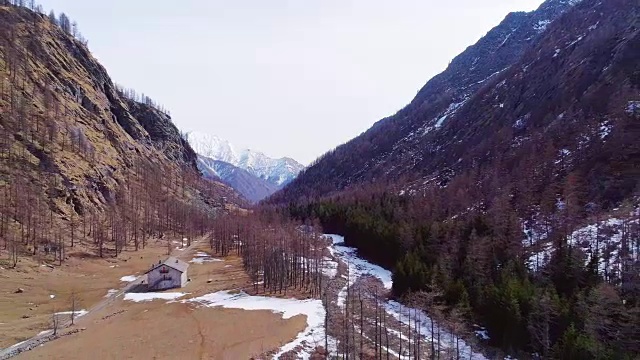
[
  {"x1": 1, "y1": 154, "x2": 218, "y2": 266},
  {"x1": 210, "y1": 212, "x2": 327, "y2": 297},
  {"x1": 1, "y1": 0, "x2": 88, "y2": 46},
  {"x1": 279, "y1": 182, "x2": 640, "y2": 358},
  {"x1": 115, "y1": 83, "x2": 170, "y2": 117},
  {"x1": 2, "y1": 0, "x2": 171, "y2": 118},
  {"x1": 225, "y1": 207, "x2": 485, "y2": 358}
]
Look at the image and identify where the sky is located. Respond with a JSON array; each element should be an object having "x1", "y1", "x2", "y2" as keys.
[{"x1": 39, "y1": 0, "x2": 544, "y2": 165}]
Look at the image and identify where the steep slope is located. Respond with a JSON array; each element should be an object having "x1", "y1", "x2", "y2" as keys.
[
  {"x1": 0, "y1": 5, "x2": 243, "y2": 247},
  {"x1": 197, "y1": 155, "x2": 278, "y2": 203},
  {"x1": 271, "y1": 0, "x2": 640, "y2": 356},
  {"x1": 276, "y1": 0, "x2": 616, "y2": 201},
  {"x1": 188, "y1": 132, "x2": 305, "y2": 198}
]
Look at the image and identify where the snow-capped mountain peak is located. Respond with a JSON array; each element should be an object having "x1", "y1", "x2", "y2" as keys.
[
  {"x1": 187, "y1": 131, "x2": 237, "y2": 164},
  {"x1": 188, "y1": 132, "x2": 305, "y2": 192}
]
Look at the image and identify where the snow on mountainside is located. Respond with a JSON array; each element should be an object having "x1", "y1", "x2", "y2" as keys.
[
  {"x1": 523, "y1": 205, "x2": 640, "y2": 276},
  {"x1": 237, "y1": 150, "x2": 303, "y2": 187},
  {"x1": 187, "y1": 132, "x2": 237, "y2": 164},
  {"x1": 188, "y1": 132, "x2": 304, "y2": 202},
  {"x1": 273, "y1": 0, "x2": 640, "y2": 206},
  {"x1": 197, "y1": 156, "x2": 278, "y2": 203},
  {"x1": 188, "y1": 131, "x2": 304, "y2": 187}
]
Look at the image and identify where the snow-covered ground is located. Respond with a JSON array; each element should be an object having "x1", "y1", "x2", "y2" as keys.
[
  {"x1": 295, "y1": 255, "x2": 339, "y2": 279},
  {"x1": 386, "y1": 301, "x2": 487, "y2": 359},
  {"x1": 325, "y1": 234, "x2": 392, "y2": 307},
  {"x1": 190, "y1": 252, "x2": 224, "y2": 264},
  {"x1": 119, "y1": 275, "x2": 137, "y2": 282},
  {"x1": 5, "y1": 340, "x2": 28, "y2": 350},
  {"x1": 324, "y1": 234, "x2": 488, "y2": 360},
  {"x1": 185, "y1": 290, "x2": 326, "y2": 359},
  {"x1": 124, "y1": 292, "x2": 187, "y2": 302},
  {"x1": 321, "y1": 256, "x2": 338, "y2": 278},
  {"x1": 55, "y1": 309, "x2": 88, "y2": 317},
  {"x1": 523, "y1": 209, "x2": 639, "y2": 277},
  {"x1": 105, "y1": 289, "x2": 119, "y2": 298}
]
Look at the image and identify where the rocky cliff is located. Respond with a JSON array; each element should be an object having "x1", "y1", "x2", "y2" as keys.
[
  {"x1": 0, "y1": 5, "x2": 243, "y2": 228},
  {"x1": 273, "y1": 0, "x2": 639, "y2": 210}
]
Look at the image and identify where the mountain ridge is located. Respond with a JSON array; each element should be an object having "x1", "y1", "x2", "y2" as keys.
[
  {"x1": 197, "y1": 155, "x2": 279, "y2": 203},
  {"x1": 0, "y1": 4, "x2": 245, "y2": 240},
  {"x1": 188, "y1": 131, "x2": 304, "y2": 201},
  {"x1": 270, "y1": 0, "x2": 639, "y2": 356},
  {"x1": 272, "y1": 0, "x2": 637, "y2": 204}
]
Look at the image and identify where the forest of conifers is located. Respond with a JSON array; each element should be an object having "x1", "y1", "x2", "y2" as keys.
[{"x1": 278, "y1": 183, "x2": 639, "y2": 358}]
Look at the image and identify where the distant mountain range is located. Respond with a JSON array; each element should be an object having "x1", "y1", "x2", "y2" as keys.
[{"x1": 188, "y1": 132, "x2": 304, "y2": 202}]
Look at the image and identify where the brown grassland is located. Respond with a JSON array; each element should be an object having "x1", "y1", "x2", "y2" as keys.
[{"x1": 1, "y1": 238, "x2": 308, "y2": 359}]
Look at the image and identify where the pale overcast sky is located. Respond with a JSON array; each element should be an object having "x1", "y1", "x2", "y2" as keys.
[{"x1": 40, "y1": 0, "x2": 544, "y2": 164}]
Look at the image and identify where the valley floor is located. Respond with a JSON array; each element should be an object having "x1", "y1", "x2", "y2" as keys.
[
  {"x1": 0, "y1": 239, "x2": 307, "y2": 360},
  {"x1": 1, "y1": 233, "x2": 496, "y2": 360}
]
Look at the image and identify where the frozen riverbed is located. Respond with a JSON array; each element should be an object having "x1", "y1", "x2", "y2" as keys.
[{"x1": 324, "y1": 234, "x2": 488, "y2": 360}]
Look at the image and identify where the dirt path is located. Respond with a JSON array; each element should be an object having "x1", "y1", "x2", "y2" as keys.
[{"x1": 0, "y1": 239, "x2": 201, "y2": 360}]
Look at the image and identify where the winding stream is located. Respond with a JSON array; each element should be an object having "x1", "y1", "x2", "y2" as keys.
[{"x1": 325, "y1": 234, "x2": 489, "y2": 360}]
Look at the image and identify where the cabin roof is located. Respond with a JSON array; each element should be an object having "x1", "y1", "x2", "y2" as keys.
[{"x1": 146, "y1": 257, "x2": 189, "y2": 274}]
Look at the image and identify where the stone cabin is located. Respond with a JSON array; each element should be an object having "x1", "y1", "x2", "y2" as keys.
[{"x1": 146, "y1": 257, "x2": 189, "y2": 290}]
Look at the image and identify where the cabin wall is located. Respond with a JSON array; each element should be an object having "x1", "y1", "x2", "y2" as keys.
[
  {"x1": 181, "y1": 271, "x2": 188, "y2": 287},
  {"x1": 148, "y1": 266, "x2": 183, "y2": 290}
]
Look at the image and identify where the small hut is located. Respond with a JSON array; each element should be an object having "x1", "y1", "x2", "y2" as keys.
[{"x1": 146, "y1": 257, "x2": 189, "y2": 290}]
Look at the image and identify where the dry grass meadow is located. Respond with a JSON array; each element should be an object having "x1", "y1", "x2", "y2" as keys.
[{"x1": 1, "y1": 238, "x2": 308, "y2": 359}]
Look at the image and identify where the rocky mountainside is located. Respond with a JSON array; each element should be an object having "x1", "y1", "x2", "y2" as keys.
[
  {"x1": 275, "y1": 0, "x2": 639, "y2": 207},
  {"x1": 0, "y1": 5, "x2": 244, "y2": 241},
  {"x1": 271, "y1": 0, "x2": 640, "y2": 356},
  {"x1": 188, "y1": 132, "x2": 304, "y2": 200},
  {"x1": 197, "y1": 155, "x2": 278, "y2": 203}
]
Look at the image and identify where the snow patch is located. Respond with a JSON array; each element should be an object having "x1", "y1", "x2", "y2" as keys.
[
  {"x1": 120, "y1": 275, "x2": 137, "y2": 282},
  {"x1": 124, "y1": 292, "x2": 187, "y2": 302},
  {"x1": 499, "y1": 30, "x2": 514, "y2": 47},
  {"x1": 55, "y1": 309, "x2": 88, "y2": 317},
  {"x1": 626, "y1": 101, "x2": 640, "y2": 115},
  {"x1": 186, "y1": 291, "x2": 325, "y2": 359},
  {"x1": 524, "y1": 214, "x2": 639, "y2": 275},
  {"x1": 6, "y1": 340, "x2": 29, "y2": 349},
  {"x1": 434, "y1": 98, "x2": 470, "y2": 130},
  {"x1": 474, "y1": 325, "x2": 490, "y2": 341},
  {"x1": 325, "y1": 235, "x2": 392, "y2": 307},
  {"x1": 566, "y1": 35, "x2": 584, "y2": 47},
  {"x1": 534, "y1": 19, "x2": 551, "y2": 33},
  {"x1": 386, "y1": 301, "x2": 488, "y2": 359},
  {"x1": 599, "y1": 121, "x2": 612, "y2": 139},
  {"x1": 190, "y1": 252, "x2": 224, "y2": 264}
]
